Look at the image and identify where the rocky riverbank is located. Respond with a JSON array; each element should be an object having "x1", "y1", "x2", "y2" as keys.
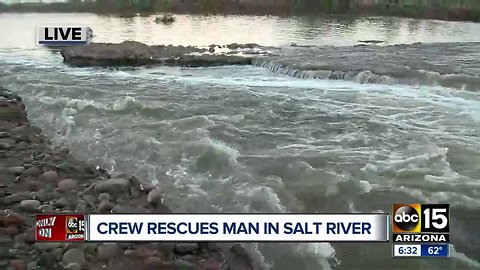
[
  {"x1": 60, "y1": 41, "x2": 268, "y2": 67},
  {"x1": 0, "y1": 86, "x2": 258, "y2": 270}
]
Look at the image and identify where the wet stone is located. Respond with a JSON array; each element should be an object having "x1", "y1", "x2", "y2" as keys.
[
  {"x1": 10, "y1": 259, "x2": 26, "y2": 270},
  {"x1": 10, "y1": 126, "x2": 27, "y2": 135},
  {"x1": 38, "y1": 204, "x2": 53, "y2": 213},
  {"x1": 56, "y1": 162, "x2": 76, "y2": 173},
  {"x1": 55, "y1": 147, "x2": 70, "y2": 157},
  {"x1": 22, "y1": 229, "x2": 36, "y2": 244},
  {"x1": 111, "y1": 203, "x2": 140, "y2": 213},
  {"x1": 147, "y1": 188, "x2": 163, "y2": 205},
  {"x1": 94, "y1": 178, "x2": 130, "y2": 195},
  {"x1": 58, "y1": 179, "x2": 77, "y2": 192},
  {"x1": 62, "y1": 248, "x2": 85, "y2": 266},
  {"x1": 0, "y1": 246, "x2": 16, "y2": 259},
  {"x1": 143, "y1": 256, "x2": 169, "y2": 269},
  {"x1": 17, "y1": 141, "x2": 28, "y2": 148},
  {"x1": 110, "y1": 171, "x2": 128, "y2": 179},
  {"x1": 118, "y1": 242, "x2": 133, "y2": 249},
  {"x1": 14, "y1": 132, "x2": 31, "y2": 142},
  {"x1": 157, "y1": 243, "x2": 176, "y2": 253},
  {"x1": 98, "y1": 193, "x2": 110, "y2": 202},
  {"x1": 53, "y1": 247, "x2": 64, "y2": 260},
  {"x1": 83, "y1": 164, "x2": 96, "y2": 174},
  {"x1": 34, "y1": 242, "x2": 62, "y2": 251},
  {"x1": 32, "y1": 190, "x2": 47, "y2": 202},
  {"x1": 64, "y1": 263, "x2": 81, "y2": 270},
  {"x1": 129, "y1": 186, "x2": 140, "y2": 197},
  {"x1": 97, "y1": 243, "x2": 119, "y2": 261},
  {"x1": 83, "y1": 194, "x2": 96, "y2": 207},
  {"x1": 6, "y1": 166, "x2": 25, "y2": 175},
  {"x1": 83, "y1": 243, "x2": 98, "y2": 254},
  {"x1": 13, "y1": 241, "x2": 26, "y2": 249},
  {"x1": 64, "y1": 242, "x2": 86, "y2": 251},
  {"x1": 173, "y1": 259, "x2": 195, "y2": 270},
  {"x1": 40, "y1": 171, "x2": 58, "y2": 182},
  {"x1": 26, "y1": 261, "x2": 36, "y2": 270},
  {"x1": 124, "y1": 249, "x2": 138, "y2": 257},
  {"x1": 38, "y1": 253, "x2": 56, "y2": 269},
  {"x1": 22, "y1": 166, "x2": 41, "y2": 177},
  {"x1": 178, "y1": 255, "x2": 195, "y2": 263},
  {"x1": 130, "y1": 175, "x2": 155, "y2": 192},
  {"x1": 23, "y1": 163, "x2": 33, "y2": 169},
  {"x1": 19, "y1": 199, "x2": 41, "y2": 212},
  {"x1": 0, "y1": 225, "x2": 19, "y2": 235},
  {"x1": 0, "y1": 234, "x2": 13, "y2": 243},
  {"x1": 25, "y1": 180, "x2": 40, "y2": 191},
  {"x1": 0, "y1": 138, "x2": 15, "y2": 149},
  {"x1": 3, "y1": 193, "x2": 31, "y2": 204},
  {"x1": 75, "y1": 202, "x2": 87, "y2": 213},
  {"x1": 196, "y1": 259, "x2": 224, "y2": 270},
  {"x1": 0, "y1": 209, "x2": 24, "y2": 222},
  {"x1": 54, "y1": 197, "x2": 69, "y2": 208},
  {"x1": 97, "y1": 201, "x2": 114, "y2": 213},
  {"x1": 174, "y1": 243, "x2": 199, "y2": 254},
  {"x1": 0, "y1": 131, "x2": 10, "y2": 138}
]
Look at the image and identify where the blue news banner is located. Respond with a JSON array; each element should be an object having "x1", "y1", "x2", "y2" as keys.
[{"x1": 393, "y1": 244, "x2": 450, "y2": 258}]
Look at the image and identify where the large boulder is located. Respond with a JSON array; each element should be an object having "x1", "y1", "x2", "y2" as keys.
[
  {"x1": 60, "y1": 42, "x2": 254, "y2": 67},
  {"x1": 61, "y1": 41, "x2": 154, "y2": 66},
  {"x1": 94, "y1": 178, "x2": 130, "y2": 195},
  {"x1": 0, "y1": 87, "x2": 28, "y2": 126}
]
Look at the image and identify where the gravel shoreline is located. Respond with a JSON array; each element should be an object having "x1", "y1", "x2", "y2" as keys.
[{"x1": 0, "y1": 86, "x2": 257, "y2": 270}]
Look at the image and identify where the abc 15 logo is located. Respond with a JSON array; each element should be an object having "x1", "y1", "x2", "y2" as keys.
[
  {"x1": 392, "y1": 204, "x2": 449, "y2": 233},
  {"x1": 65, "y1": 216, "x2": 85, "y2": 234}
]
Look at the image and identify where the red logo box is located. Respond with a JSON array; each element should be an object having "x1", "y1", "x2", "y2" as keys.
[{"x1": 36, "y1": 214, "x2": 85, "y2": 242}]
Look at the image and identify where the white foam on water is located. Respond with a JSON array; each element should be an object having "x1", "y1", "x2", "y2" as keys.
[
  {"x1": 38, "y1": 95, "x2": 107, "y2": 111},
  {"x1": 170, "y1": 115, "x2": 216, "y2": 132},
  {"x1": 3, "y1": 52, "x2": 480, "y2": 270},
  {"x1": 205, "y1": 138, "x2": 240, "y2": 161},
  {"x1": 111, "y1": 96, "x2": 136, "y2": 111},
  {"x1": 162, "y1": 137, "x2": 338, "y2": 269}
]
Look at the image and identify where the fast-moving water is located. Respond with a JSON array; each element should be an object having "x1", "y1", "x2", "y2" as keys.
[{"x1": 1, "y1": 13, "x2": 480, "y2": 270}]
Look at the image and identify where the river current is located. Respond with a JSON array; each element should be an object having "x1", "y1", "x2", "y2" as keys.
[{"x1": 0, "y1": 13, "x2": 479, "y2": 270}]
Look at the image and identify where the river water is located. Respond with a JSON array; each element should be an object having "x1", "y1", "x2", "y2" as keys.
[{"x1": 1, "y1": 13, "x2": 480, "y2": 270}]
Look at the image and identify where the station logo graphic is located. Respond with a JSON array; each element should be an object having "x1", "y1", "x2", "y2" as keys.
[
  {"x1": 392, "y1": 204, "x2": 449, "y2": 243},
  {"x1": 65, "y1": 216, "x2": 85, "y2": 240}
]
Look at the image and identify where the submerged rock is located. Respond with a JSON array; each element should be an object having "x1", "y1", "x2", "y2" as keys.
[
  {"x1": 19, "y1": 199, "x2": 41, "y2": 212},
  {"x1": 62, "y1": 248, "x2": 85, "y2": 266}
]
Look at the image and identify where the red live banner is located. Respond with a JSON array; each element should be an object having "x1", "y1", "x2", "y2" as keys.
[{"x1": 36, "y1": 214, "x2": 85, "y2": 242}]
